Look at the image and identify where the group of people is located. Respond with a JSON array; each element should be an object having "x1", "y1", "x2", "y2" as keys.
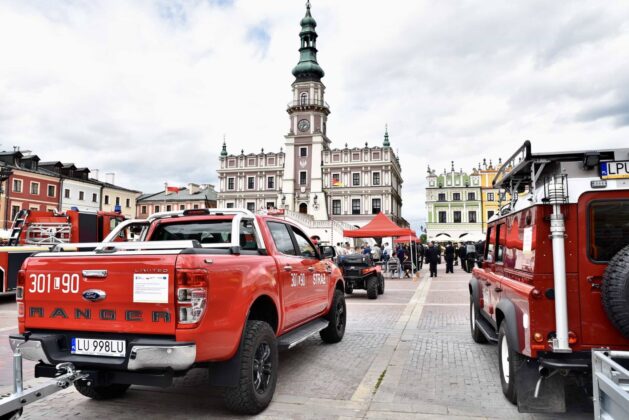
[
  {"x1": 333, "y1": 239, "x2": 484, "y2": 279},
  {"x1": 424, "y1": 241, "x2": 482, "y2": 278}
]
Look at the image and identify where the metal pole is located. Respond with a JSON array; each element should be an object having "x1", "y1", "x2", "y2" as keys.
[
  {"x1": 13, "y1": 350, "x2": 23, "y2": 394},
  {"x1": 549, "y1": 176, "x2": 570, "y2": 352}
]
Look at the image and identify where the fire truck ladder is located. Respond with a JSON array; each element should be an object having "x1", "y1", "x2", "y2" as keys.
[
  {"x1": 23, "y1": 223, "x2": 72, "y2": 245},
  {"x1": 7, "y1": 210, "x2": 29, "y2": 246}
]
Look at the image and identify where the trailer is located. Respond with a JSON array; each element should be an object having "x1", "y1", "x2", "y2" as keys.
[
  {"x1": 0, "y1": 333, "x2": 87, "y2": 419},
  {"x1": 592, "y1": 350, "x2": 629, "y2": 420}
]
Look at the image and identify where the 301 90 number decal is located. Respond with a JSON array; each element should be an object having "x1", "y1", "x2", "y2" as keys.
[{"x1": 28, "y1": 273, "x2": 80, "y2": 294}]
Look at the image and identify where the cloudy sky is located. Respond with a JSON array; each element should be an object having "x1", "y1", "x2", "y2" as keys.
[{"x1": 1, "y1": 0, "x2": 628, "y2": 230}]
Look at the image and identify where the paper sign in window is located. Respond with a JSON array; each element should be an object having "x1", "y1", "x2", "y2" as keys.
[
  {"x1": 523, "y1": 227, "x2": 533, "y2": 254},
  {"x1": 133, "y1": 274, "x2": 169, "y2": 303}
]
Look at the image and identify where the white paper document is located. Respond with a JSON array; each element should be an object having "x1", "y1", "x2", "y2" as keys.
[{"x1": 133, "y1": 274, "x2": 169, "y2": 303}]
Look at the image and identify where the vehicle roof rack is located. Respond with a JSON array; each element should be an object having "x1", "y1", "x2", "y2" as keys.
[
  {"x1": 148, "y1": 208, "x2": 256, "y2": 222},
  {"x1": 493, "y1": 140, "x2": 616, "y2": 192}
]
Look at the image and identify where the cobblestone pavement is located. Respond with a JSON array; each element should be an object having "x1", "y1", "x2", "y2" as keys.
[{"x1": 0, "y1": 268, "x2": 592, "y2": 419}]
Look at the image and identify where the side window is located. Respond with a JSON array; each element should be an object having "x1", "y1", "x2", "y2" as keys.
[
  {"x1": 496, "y1": 223, "x2": 506, "y2": 263},
  {"x1": 291, "y1": 226, "x2": 317, "y2": 259},
  {"x1": 268, "y1": 222, "x2": 296, "y2": 255},
  {"x1": 485, "y1": 227, "x2": 495, "y2": 262},
  {"x1": 239, "y1": 220, "x2": 258, "y2": 250}
]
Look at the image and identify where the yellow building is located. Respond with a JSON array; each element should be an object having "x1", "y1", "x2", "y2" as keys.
[{"x1": 478, "y1": 158, "x2": 510, "y2": 233}]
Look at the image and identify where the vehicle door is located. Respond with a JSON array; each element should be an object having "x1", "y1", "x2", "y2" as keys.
[
  {"x1": 578, "y1": 192, "x2": 629, "y2": 345},
  {"x1": 478, "y1": 226, "x2": 496, "y2": 321},
  {"x1": 487, "y1": 222, "x2": 506, "y2": 324},
  {"x1": 267, "y1": 221, "x2": 306, "y2": 328},
  {"x1": 288, "y1": 225, "x2": 329, "y2": 317}
]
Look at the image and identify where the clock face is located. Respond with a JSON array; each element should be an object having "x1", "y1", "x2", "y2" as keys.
[{"x1": 298, "y1": 119, "x2": 310, "y2": 132}]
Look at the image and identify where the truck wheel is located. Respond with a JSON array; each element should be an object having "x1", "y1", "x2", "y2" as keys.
[
  {"x1": 377, "y1": 274, "x2": 385, "y2": 295},
  {"x1": 74, "y1": 380, "x2": 130, "y2": 400},
  {"x1": 320, "y1": 289, "x2": 346, "y2": 343},
  {"x1": 224, "y1": 320, "x2": 278, "y2": 414},
  {"x1": 0, "y1": 408, "x2": 22, "y2": 420},
  {"x1": 602, "y1": 244, "x2": 629, "y2": 338},
  {"x1": 498, "y1": 322, "x2": 521, "y2": 404},
  {"x1": 345, "y1": 283, "x2": 353, "y2": 294},
  {"x1": 470, "y1": 296, "x2": 487, "y2": 343},
  {"x1": 367, "y1": 276, "x2": 378, "y2": 299}
]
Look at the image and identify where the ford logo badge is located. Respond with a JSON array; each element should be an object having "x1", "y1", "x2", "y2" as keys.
[{"x1": 82, "y1": 289, "x2": 106, "y2": 302}]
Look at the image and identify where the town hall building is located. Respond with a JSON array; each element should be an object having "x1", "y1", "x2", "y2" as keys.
[{"x1": 217, "y1": 2, "x2": 406, "y2": 228}]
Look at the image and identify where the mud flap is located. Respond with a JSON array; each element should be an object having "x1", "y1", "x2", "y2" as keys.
[{"x1": 516, "y1": 359, "x2": 566, "y2": 413}]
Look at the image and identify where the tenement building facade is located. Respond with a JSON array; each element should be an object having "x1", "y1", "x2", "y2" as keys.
[
  {"x1": 217, "y1": 2, "x2": 405, "y2": 227},
  {"x1": 425, "y1": 162, "x2": 483, "y2": 242}
]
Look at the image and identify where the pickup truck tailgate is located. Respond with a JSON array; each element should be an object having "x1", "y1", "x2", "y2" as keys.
[{"x1": 22, "y1": 254, "x2": 177, "y2": 335}]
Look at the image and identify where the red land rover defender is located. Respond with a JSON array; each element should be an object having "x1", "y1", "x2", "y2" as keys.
[{"x1": 470, "y1": 141, "x2": 629, "y2": 413}]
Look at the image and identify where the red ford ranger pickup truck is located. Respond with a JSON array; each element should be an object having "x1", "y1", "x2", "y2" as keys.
[{"x1": 9, "y1": 208, "x2": 346, "y2": 414}]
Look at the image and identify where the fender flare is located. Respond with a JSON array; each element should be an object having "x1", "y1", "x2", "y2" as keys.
[{"x1": 495, "y1": 298, "x2": 521, "y2": 352}]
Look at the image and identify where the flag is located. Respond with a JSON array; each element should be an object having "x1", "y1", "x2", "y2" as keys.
[
  {"x1": 332, "y1": 180, "x2": 344, "y2": 187},
  {"x1": 166, "y1": 185, "x2": 180, "y2": 193}
]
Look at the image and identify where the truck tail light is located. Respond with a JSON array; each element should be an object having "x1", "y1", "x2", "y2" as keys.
[
  {"x1": 16, "y1": 270, "x2": 25, "y2": 301},
  {"x1": 568, "y1": 331, "x2": 578, "y2": 344},
  {"x1": 176, "y1": 269, "x2": 208, "y2": 328}
]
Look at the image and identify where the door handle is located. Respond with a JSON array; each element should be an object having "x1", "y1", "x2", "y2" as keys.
[
  {"x1": 308, "y1": 267, "x2": 315, "y2": 272},
  {"x1": 283, "y1": 265, "x2": 292, "y2": 272},
  {"x1": 82, "y1": 270, "x2": 108, "y2": 278}
]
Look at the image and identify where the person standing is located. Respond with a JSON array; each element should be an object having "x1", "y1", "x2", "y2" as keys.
[
  {"x1": 416, "y1": 243, "x2": 424, "y2": 270},
  {"x1": 396, "y1": 245, "x2": 407, "y2": 279},
  {"x1": 425, "y1": 241, "x2": 439, "y2": 278},
  {"x1": 444, "y1": 241, "x2": 455, "y2": 274},
  {"x1": 458, "y1": 243, "x2": 467, "y2": 272},
  {"x1": 372, "y1": 243, "x2": 382, "y2": 263}
]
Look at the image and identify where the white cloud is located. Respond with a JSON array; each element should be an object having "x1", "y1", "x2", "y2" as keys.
[{"x1": 1, "y1": 0, "x2": 629, "y2": 232}]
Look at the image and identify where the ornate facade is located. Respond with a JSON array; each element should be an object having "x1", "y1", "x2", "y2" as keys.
[
  {"x1": 217, "y1": 2, "x2": 405, "y2": 228},
  {"x1": 425, "y1": 162, "x2": 483, "y2": 242}
]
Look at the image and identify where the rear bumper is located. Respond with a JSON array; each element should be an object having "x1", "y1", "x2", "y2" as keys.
[{"x1": 9, "y1": 333, "x2": 196, "y2": 372}]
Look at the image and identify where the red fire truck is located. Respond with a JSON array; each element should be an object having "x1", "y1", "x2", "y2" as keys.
[
  {"x1": 469, "y1": 141, "x2": 629, "y2": 413},
  {"x1": 0, "y1": 209, "x2": 125, "y2": 296}
]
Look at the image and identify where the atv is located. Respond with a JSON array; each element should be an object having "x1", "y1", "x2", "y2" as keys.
[{"x1": 340, "y1": 253, "x2": 385, "y2": 299}]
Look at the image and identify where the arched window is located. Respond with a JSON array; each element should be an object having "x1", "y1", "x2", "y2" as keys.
[{"x1": 300, "y1": 92, "x2": 308, "y2": 105}]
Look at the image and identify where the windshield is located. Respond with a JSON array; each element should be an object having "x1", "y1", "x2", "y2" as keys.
[{"x1": 150, "y1": 219, "x2": 258, "y2": 250}]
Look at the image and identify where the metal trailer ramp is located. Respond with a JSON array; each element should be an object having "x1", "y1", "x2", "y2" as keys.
[{"x1": 593, "y1": 350, "x2": 629, "y2": 420}]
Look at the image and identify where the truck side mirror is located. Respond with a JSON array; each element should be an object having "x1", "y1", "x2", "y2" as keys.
[{"x1": 320, "y1": 246, "x2": 336, "y2": 259}]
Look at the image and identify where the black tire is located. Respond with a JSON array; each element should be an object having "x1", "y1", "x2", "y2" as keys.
[
  {"x1": 470, "y1": 296, "x2": 487, "y2": 344},
  {"x1": 224, "y1": 320, "x2": 278, "y2": 414},
  {"x1": 602, "y1": 244, "x2": 629, "y2": 338},
  {"x1": 345, "y1": 283, "x2": 354, "y2": 294},
  {"x1": 377, "y1": 274, "x2": 385, "y2": 295},
  {"x1": 320, "y1": 289, "x2": 346, "y2": 343},
  {"x1": 74, "y1": 381, "x2": 130, "y2": 400},
  {"x1": 366, "y1": 276, "x2": 378, "y2": 299},
  {"x1": 498, "y1": 322, "x2": 521, "y2": 404},
  {"x1": 0, "y1": 408, "x2": 23, "y2": 420}
]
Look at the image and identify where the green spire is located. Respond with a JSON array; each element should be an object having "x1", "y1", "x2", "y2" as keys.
[
  {"x1": 383, "y1": 124, "x2": 390, "y2": 147},
  {"x1": 292, "y1": 1, "x2": 324, "y2": 82},
  {"x1": 220, "y1": 138, "x2": 228, "y2": 157}
]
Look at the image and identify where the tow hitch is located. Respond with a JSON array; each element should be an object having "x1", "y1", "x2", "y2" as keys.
[{"x1": 0, "y1": 333, "x2": 86, "y2": 419}]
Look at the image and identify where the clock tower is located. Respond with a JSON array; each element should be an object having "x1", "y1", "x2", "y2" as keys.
[{"x1": 282, "y1": 0, "x2": 331, "y2": 220}]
